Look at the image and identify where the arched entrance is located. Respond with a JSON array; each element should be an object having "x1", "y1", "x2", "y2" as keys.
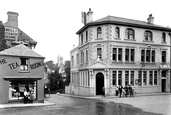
[{"x1": 96, "y1": 72, "x2": 104, "y2": 95}]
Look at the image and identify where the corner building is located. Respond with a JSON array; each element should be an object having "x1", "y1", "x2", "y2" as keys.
[{"x1": 67, "y1": 9, "x2": 171, "y2": 96}]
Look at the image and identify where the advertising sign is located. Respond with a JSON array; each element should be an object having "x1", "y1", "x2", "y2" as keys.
[{"x1": 5, "y1": 27, "x2": 18, "y2": 40}]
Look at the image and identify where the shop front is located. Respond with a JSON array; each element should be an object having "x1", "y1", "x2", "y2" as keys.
[{"x1": 0, "y1": 44, "x2": 45, "y2": 104}]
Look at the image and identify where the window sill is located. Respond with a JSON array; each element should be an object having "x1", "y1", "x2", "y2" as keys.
[
  {"x1": 19, "y1": 70, "x2": 30, "y2": 73},
  {"x1": 124, "y1": 39, "x2": 136, "y2": 41},
  {"x1": 125, "y1": 62, "x2": 135, "y2": 64},
  {"x1": 114, "y1": 38, "x2": 121, "y2": 40},
  {"x1": 143, "y1": 40, "x2": 154, "y2": 43},
  {"x1": 112, "y1": 61, "x2": 123, "y2": 64},
  {"x1": 161, "y1": 42, "x2": 167, "y2": 44},
  {"x1": 95, "y1": 38, "x2": 103, "y2": 40}
]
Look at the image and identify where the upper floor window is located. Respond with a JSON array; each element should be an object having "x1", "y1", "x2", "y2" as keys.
[
  {"x1": 20, "y1": 58, "x2": 29, "y2": 72},
  {"x1": 162, "y1": 32, "x2": 166, "y2": 43},
  {"x1": 86, "y1": 50, "x2": 88, "y2": 63},
  {"x1": 125, "y1": 48, "x2": 135, "y2": 62},
  {"x1": 81, "y1": 52, "x2": 84, "y2": 64},
  {"x1": 81, "y1": 34, "x2": 83, "y2": 45},
  {"x1": 125, "y1": 28, "x2": 134, "y2": 40},
  {"x1": 141, "y1": 49, "x2": 155, "y2": 63},
  {"x1": 162, "y1": 50, "x2": 166, "y2": 63},
  {"x1": 97, "y1": 27, "x2": 102, "y2": 39},
  {"x1": 112, "y1": 48, "x2": 122, "y2": 62},
  {"x1": 97, "y1": 48, "x2": 102, "y2": 59},
  {"x1": 115, "y1": 27, "x2": 120, "y2": 38},
  {"x1": 144, "y1": 31, "x2": 153, "y2": 41},
  {"x1": 86, "y1": 31, "x2": 88, "y2": 42},
  {"x1": 71, "y1": 56, "x2": 74, "y2": 67},
  {"x1": 76, "y1": 53, "x2": 79, "y2": 65}
]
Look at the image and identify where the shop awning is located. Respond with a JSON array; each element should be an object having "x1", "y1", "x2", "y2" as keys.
[{"x1": 3, "y1": 76, "x2": 42, "y2": 80}]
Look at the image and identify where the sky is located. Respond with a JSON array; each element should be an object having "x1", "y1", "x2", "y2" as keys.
[{"x1": 1, "y1": 0, "x2": 171, "y2": 63}]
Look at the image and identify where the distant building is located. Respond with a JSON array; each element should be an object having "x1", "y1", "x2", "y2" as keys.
[
  {"x1": 57, "y1": 55, "x2": 63, "y2": 68},
  {"x1": 4, "y1": 11, "x2": 37, "y2": 49},
  {"x1": 66, "y1": 9, "x2": 171, "y2": 96}
]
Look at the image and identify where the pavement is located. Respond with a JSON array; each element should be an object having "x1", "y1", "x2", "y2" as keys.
[{"x1": 0, "y1": 92, "x2": 170, "y2": 109}]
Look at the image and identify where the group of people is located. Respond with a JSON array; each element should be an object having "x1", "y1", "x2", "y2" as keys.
[
  {"x1": 116, "y1": 85, "x2": 135, "y2": 97},
  {"x1": 23, "y1": 88, "x2": 34, "y2": 104}
]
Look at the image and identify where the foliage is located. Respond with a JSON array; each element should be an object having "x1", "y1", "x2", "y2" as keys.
[{"x1": 64, "y1": 60, "x2": 70, "y2": 86}]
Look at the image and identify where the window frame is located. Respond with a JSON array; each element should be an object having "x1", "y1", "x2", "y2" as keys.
[
  {"x1": 125, "y1": 28, "x2": 135, "y2": 40},
  {"x1": 20, "y1": 58, "x2": 29, "y2": 72},
  {"x1": 144, "y1": 31, "x2": 153, "y2": 42},
  {"x1": 97, "y1": 27, "x2": 102, "y2": 39},
  {"x1": 115, "y1": 27, "x2": 120, "y2": 38}
]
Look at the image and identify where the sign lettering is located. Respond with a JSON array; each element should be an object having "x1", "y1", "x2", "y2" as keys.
[
  {"x1": 8, "y1": 62, "x2": 19, "y2": 70},
  {"x1": 30, "y1": 61, "x2": 44, "y2": 70},
  {"x1": 0, "y1": 58, "x2": 7, "y2": 65}
]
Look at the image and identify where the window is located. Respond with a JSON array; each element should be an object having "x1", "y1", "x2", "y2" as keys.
[
  {"x1": 141, "y1": 49, "x2": 155, "y2": 63},
  {"x1": 162, "y1": 51, "x2": 166, "y2": 63},
  {"x1": 86, "y1": 31, "x2": 88, "y2": 42},
  {"x1": 76, "y1": 53, "x2": 79, "y2": 65},
  {"x1": 162, "y1": 32, "x2": 166, "y2": 43},
  {"x1": 144, "y1": 31, "x2": 152, "y2": 41},
  {"x1": 81, "y1": 34, "x2": 83, "y2": 45},
  {"x1": 112, "y1": 71, "x2": 116, "y2": 86},
  {"x1": 149, "y1": 71, "x2": 153, "y2": 85},
  {"x1": 146, "y1": 50, "x2": 150, "y2": 62},
  {"x1": 125, "y1": 49, "x2": 129, "y2": 62},
  {"x1": 118, "y1": 48, "x2": 122, "y2": 61},
  {"x1": 138, "y1": 71, "x2": 142, "y2": 86},
  {"x1": 154, "y1": 71, "x2": 157, "y2": 85},
  {"x1": 112, "y1": 48, "x2": 122, "y2": 62},
  {"x1": 112, "y1": 48, "x2": 117, "y2": 61},
  {"x1": 86, "y1": 50, "x2": 88, "y2": 63},
  {"x1": 125, "y1": 48, "x2": 135, "y2": 62},
  {"x1": 152, "y1": 50, "x2": 155, "y2": 62},
  {"x1": 81, "y1": 52, "x2": 84, "y2": 64},
  {"x1": 125, "y1": 71, "x2": 129, "y2": 86},
  {"x1": 130, "y1": 71, "x2": 134, "y2": 86},
  {"x1": 97, "y1": 48, "x2": 102, "y2": 59},
  {"x1": 71, "y1": 56, "x2": 74, "y2": 67},
  {"x1": 143, "y1": 71, "x2": 147, "y2": 85},
  {"x1": 118, "y1": 71, "x2": 122, "y2": 86},
  {"x1": 115, "y1": 27, "x2": 120, "y2": 38},
  {"x1": 125, "y1": 28, "x2": 134, "y2": 40},
  {"x1": 20, "y1": 58, "x2": 29, "y2": 71},
  {"x1": 97, "y1": 27, "x2": 102, "y2": 39}
]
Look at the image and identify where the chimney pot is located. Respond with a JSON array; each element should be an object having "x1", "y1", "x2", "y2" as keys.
[{"x1": 147, "y1": 14, "x2": 154, "y2": 24}]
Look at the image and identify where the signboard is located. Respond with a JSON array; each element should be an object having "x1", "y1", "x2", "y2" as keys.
[{"x1": 5, "y1": 27, "x2": 18, "y2": 40}]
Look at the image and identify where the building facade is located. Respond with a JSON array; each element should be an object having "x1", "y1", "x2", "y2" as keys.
[
  {"x1": 0, "y1": 12, "x2": 45, "y2": 104},
  {"x1": 66, "y1": 9, "x2": 171, "y2": 96}
]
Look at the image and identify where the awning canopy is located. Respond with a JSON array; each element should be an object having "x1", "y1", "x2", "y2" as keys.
[{"x1": 4, "y1": 76, "x2": 42, "y2": 80}]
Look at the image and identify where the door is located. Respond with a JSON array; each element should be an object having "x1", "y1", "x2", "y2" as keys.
[
  {"x1": 96, "y1": 72, "x2": 104, "y2": 95},
  {"x1": 161, "y1": 79, "x2": 166, "y2": 92}
]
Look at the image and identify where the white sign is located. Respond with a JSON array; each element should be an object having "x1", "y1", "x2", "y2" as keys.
[{"x1": 5, "y1": 27, "x2": 18, "y2": 40}]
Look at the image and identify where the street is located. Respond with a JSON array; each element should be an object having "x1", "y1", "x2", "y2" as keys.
[{"x1": 0, "y1": 94, "x2": 170, "y2": 115}]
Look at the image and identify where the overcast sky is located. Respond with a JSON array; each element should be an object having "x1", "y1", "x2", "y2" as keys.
[{"x1": 1, "y1": 0, "x2": 171, "y2": 63}]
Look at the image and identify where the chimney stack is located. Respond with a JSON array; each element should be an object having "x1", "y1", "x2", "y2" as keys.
[
  {"x1": 147, "y1": 14, "x2": 154, "y2": 24},
  {"x1": 86, "y1": 8, "x2": 93, "y2": 23},
  {"x1": 7, "y1": 11, "x2": 19, "y2": 28}
]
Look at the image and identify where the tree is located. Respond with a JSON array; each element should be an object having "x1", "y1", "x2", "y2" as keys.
[{"x1": 64, "y1": 60, "x2": 70, "y2": 86}]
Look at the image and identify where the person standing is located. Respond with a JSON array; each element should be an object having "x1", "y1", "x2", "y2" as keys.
[
  {"x1": 118, "y1": 85, "x2": 123, "y2": 97},
  {"x1": 102, "y1": 87, "x2": 105, "y2": 98},
  {"x1": 23, "y1": 89, "x2": 28, "y2": 104}
]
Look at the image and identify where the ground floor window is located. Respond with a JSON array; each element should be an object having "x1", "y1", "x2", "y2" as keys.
[
  {"x1": 130, "y1": 71, "x2": 134, "y2": 86},
  {"x1": 112, "y1": 71, "x2": 116, "y2": 86},
  {"x1": 125, "y1": 71, "x2": 129, "y2": 86},
  {"x1": 9, "y1": 81, "x2": 36, "y2": 101},
  {"x1": 154, "y1": 71, "x2": 158, "y2": 85},
  {"x1": 118, "y1": 71, "x2": 122, "y2": 86}
]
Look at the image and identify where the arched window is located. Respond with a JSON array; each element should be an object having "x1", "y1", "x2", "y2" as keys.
[
  {"x1": 97, "y1": 27, "x2": 102, "y2": 39},
  {"x1": 86, "y1": 50, "x2": 88, "y2": 63},
  {"x1": 144, "y1": 31, "x2": 153, "y2": 41},
  {"x1": 125, "y1": 28, "x2": 134, "y2": 40},
  {"x1": 115, "y1": 27, "x2": 120, "y2": 38},
  {"x1": 162, "y1": 32, "x2": 166, "y2": 43},
  {"x1": 86, "y1": 31, "x2": 88, "y2": 42}
]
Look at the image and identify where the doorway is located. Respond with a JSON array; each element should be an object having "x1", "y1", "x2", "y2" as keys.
[
  {"x1": 96, "y1": 72, "x2": 104, "y2": 95},
  {"x1": 161, "y1": 79, "x2": 166, "y2": 92}
]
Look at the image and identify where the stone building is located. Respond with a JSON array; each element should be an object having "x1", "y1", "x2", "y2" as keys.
[{"x1": 66, "y1": 9, "x2": 171, "y2": 96}]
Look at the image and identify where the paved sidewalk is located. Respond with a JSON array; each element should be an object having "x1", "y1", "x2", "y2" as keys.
[
  {"x1": 59, "y1": 92, "x2": 171, "y2": 99},
  {"x1": 0, "y1": 100, "x2": 55, "y2": 109}
]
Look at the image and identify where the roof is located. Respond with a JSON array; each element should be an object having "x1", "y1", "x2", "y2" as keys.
[
  {"x1": 0, "y1": 44, "x2": 44, "y2": 58},
  {"x1": 76, "y1": 15, "x2": 171, "y2": 34}
]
